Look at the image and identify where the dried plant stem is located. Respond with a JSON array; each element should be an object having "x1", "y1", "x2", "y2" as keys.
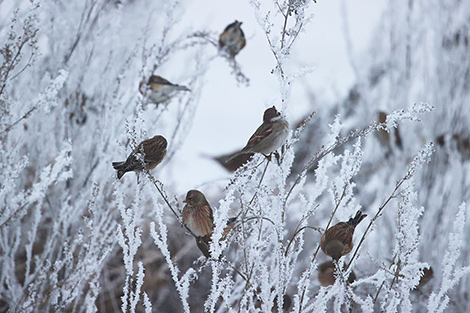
[
  {"x1": 284, "y1": 203, "x2": 320, "y2": 256},
  {"x1": 284, "y1": 121, "x2": 378, "y2": 210},
  {"x1": 145, "y1": 171, "x2": 180, "y2": 221},
  {"x1": 373, "y1": 253, "x2": 398, "y2": 303},
  {"x1": 297, "y1": 186, "x2": 347, "y2": 313},
  {"x1": 224, "y1": 260, "x2": 247, "y2": 281},
  {"x1": 280, "y1": 0, "x2": 293, "y2": 50},
  {"x1": 345, "y1": 177, "x2": 406, "y2": 272},
  {"x1": 1, "y1": 106, "x2": 36, "y2": 135},
  {"x1": 249, "y1": 158, "x2": 270, "y2": 206},
  {"x1": 284, "y1": 225, "x2": 322, "y2": 257}
]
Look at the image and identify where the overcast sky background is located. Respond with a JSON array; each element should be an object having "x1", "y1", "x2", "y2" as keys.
[{"x1": 164, "y1": 0, "x2": 387, "y2": 195}]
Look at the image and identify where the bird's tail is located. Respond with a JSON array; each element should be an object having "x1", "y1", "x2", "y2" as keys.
[
  {"x1": 112, "y1": 161, "x2": 127, "y2": 179},
  {"x1": 196, "y1": 235, "x2": 211, "y2": 258},
  {"x1": 347, "y1": 211, "x2": 367, "y2": 227},
  {"x1": 224, "y1": 151, "x2": 244, "y2": 163},
  {"x1": 175, "y1": 85, "x2": 191, "y2": 92}
]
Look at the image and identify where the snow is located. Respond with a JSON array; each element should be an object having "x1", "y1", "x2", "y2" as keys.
[{"x1": 1, "y1": 0, "x2": 470, "y2": 312}]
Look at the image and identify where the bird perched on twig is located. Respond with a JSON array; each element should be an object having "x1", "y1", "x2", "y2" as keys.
[
  {"x1": 182, "y1": 190, "x2": 214, "y2": 258},
  {"x1": 219, "y1": 20, "x2": 246, "y2": 58},
  {"x1": 227, "y1": 106, "x2": 289, "y2": 163},
  {"x1": 320, "y1": 211, "x2": 367, "y2": 261},
  {"x1": 317, "y1": 260, "x2": 356, "y2": 286},
  {"x1": 112, "y1": 135, "x2": 167, "y2": 179},
  {"x1": 182, "y1": 190, "x2": 237, "y2": 257},
  {"x1": 139, "y1": 75, "x2": 190, "y2": 105}
]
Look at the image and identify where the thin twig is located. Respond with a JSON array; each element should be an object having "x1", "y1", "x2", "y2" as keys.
[
  {"x1": 224, "y1": 259, "x2": 247, "y2": 281},
  {"x1": 144, "y1": 171, "x2": 179, "y2": 221},
  {"x1": 284, "y1": 121, "x2": 378, "y2": 210},
  {"x1": 249, "y1": 158, "x2": 270, "y2": 206},
  {"x1": 345, "y1": 177, "x2": 406, "y2": 272},
  {"x1": 298, "y1": 186, "x2": 347, "y2": 312},
  {"x1": 284, "y1": 225, "x2": 322, "y2": 257},
  {"x1": 280, "y1": 0, "x2": 293, "y2": 50},
  {"x1": 373, "y1": 253, "x2": 398, "y2": 303},
  {"x1": 1, "y1": 106, "x2": 36, "y2": 135}
]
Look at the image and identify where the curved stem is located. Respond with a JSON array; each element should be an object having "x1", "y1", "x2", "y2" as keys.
[
  {"x1": 298, "y1": 186, "x2": 347, "y2": 312},
  {"x1": 248, "y1": 158, "x2": 270, "y2": 206},
  {"x1": 283, "y1": 121, "x2": 378, "y2": 211},
  {"x1": 284, "y1": 225, "x2": 322, "y2": 257},
  {"x1": 345, "y1": 177, "x2": 405, "y2": 272}
]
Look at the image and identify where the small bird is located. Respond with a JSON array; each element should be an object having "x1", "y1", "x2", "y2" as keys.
[
  {"x1": 320, "y1": 211, "x2": 367, "y2": 261},
  {"x1": 139, "y1": 75, "x2": 190, "y2": 105},
  {"x1": 112, "y1": 135, "x2": 167, "y2": 179},
  {"x1": 375, "y1": 111, "x2": 403, "y2": 155},
  {"x1": 227, "y1": 106, "x2": 289, "y2": 162},
  {"x1": 219, "y1": 20, "x2": 246, "y2": 58},
  {"x1": 317, "y1": 261, "x2": 356, "y2": 286},
  {"x1": 182, "y1": 190, "x2": 214, "y2": 258}
]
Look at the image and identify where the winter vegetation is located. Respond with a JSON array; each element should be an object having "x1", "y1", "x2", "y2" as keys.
[{"x1": 1, "y1": 0, "x2": 470, "y2": 312}]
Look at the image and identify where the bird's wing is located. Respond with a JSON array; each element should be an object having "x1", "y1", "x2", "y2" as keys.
[
  {"x1": 219, "y1": 32, "x2": 228, "y2": 47},
  {"x1": 144, "y1": 150, "x2": 166, "y2": 164},
  {"x1": 148, "y1": 75, "x2": 173, "y2": 86},
  {"x1": 196, "y1": 236, "x2": 211, "y2": 258},
  {"x1": 242, "y1": 123, "x2": 273, "y2": 151},
  {"x1": 124, "y1": 158, "x2": 146, "y2": 172},
  {"x1": 140, "y1": 137, "x2": 167, "y2": 162}
]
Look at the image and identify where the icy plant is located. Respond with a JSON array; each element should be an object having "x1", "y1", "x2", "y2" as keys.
[
  {"x1": 427, "y1": 203, "x2": 470, "y2": 313},
  {"x1": 1, "y1": 0, "x2": 470, "y2": 312}
]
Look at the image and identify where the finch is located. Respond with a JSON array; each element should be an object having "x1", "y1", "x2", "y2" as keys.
[
  {"x1": 320, "y1": 211, "x2": 367, "y2": 261},
  {"x1": 139, "y1": 75, "x2": 190, "y2": 105},
  {"x1": 219, "y1": 20, "x2": 246, "y2": 58},
  {"x1": 182, "y1": 190, "x2": 214, "y2": 258},
  {"x1": 227, "y1": 106, "x2": 289, "y2": 162},
  {"x1": 112, "y1": 135, "x2": 167, "y2": 179}
]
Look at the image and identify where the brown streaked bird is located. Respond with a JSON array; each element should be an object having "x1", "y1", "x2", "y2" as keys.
[
  {"x1": 219, "y1": 20, "x2": 246, "y2": 58},
  {"x1": 112, "y1": 135, "x2": 167, "y2": 179},
  {"x1": 182, "y1": 190, "x2": 214, "y2": 258},
  {"x1": 376, "y1": 111, "x2": 403, "y2": 154},
  {"x1": 320, "y1": 211, "x2": 367, "y2": 261},
  {"x1": 317, "y1": 261, "x2": 356, "y2": 286},
  {"x1": 226, "y1": 106, "x2": 289, "y2": 162},
  {"x1": 139, "y1": 75, "x2": 190, "y2": 105}
]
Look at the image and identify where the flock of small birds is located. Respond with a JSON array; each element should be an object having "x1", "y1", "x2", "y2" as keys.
[{"x1": 111, "y1": 21, "x2": 433, "y2": 294}]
